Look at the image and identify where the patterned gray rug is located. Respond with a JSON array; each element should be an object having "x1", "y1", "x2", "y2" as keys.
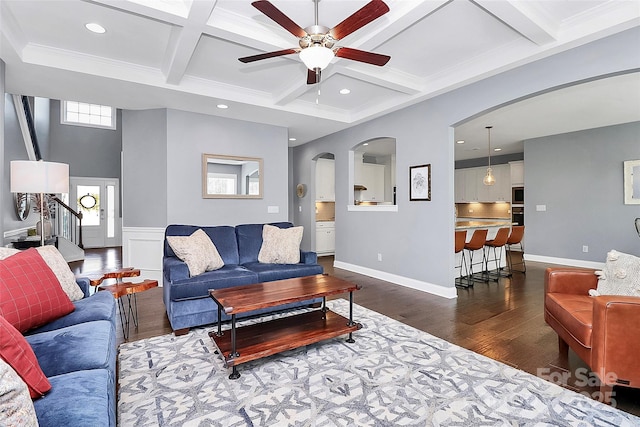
[{"x1": 118, "y1": 299, "x2": 639, "y2": 426}]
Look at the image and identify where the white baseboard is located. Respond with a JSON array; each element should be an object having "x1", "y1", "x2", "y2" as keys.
[
  {"x1": 525, "y1": 254, "x2": 605, "y2": 270},
  {"x1": 122, "y1": 227, "x2": 165, "y2": 283},
  {"x1": 333, "y1": 261, "x2": 457, "y2": 300}
]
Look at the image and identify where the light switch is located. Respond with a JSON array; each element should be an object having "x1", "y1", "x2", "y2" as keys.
[
  {"x1": 267, "y1": 206, "x2": 279, "y2": 214},
  {"x1": 536, "y1": 205, "x2": 546, "y2": 211}
]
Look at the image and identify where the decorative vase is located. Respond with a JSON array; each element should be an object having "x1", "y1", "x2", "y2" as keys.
[{"x1": 36, "y1": 219, "x2": 52, "y2": 239}]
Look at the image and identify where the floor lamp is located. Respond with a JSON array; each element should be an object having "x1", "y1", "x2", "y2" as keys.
[{"x1": 10, "y1": 160, "x2": 70, "y2": 247}]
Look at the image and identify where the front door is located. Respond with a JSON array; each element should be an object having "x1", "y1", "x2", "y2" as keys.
[{"x1": 69, "y1": 177, "x2": 120, "y2": 248}]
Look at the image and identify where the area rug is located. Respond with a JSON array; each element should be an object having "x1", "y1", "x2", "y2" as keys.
[{"x1": 118, "y1": 299, "x2": 638, "y2": 426}]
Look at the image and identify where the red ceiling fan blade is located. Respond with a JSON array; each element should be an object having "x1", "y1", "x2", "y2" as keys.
[
  {"x1": 335, "y1": 47, "x2": 390, "y2": 66},
  {"x1": 329, "y1": 0, "x2": 389, "y2": 40},
  {"x1": 252, "y1": 0, "x2": 307, "y2": 38},
  {"x1": 239, "y1": 48, "x2": 299, "y2": 63},
  {"x1": 307, "y1": 68, "x2": 321, "y2": 85}
]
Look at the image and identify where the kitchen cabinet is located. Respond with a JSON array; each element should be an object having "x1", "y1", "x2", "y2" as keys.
[
  {"x1": 315, "y1": 221, "x2": 335, "y2": 255},
  {"x1": 455, "y1": 164, "x2": 511, "y2": 202},
  {"x1": 509, "y1": 160, "x2": 524, "y2": 186},
  {"x1": 356, "y1": 163, "x2": 385, "y2": 202},
  {"x1": 315, "y1": 158, "x2": 335, "y2": 201}
]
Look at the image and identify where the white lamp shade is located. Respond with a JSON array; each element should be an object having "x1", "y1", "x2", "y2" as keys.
[
  {"x1": 10, "y1": 160, "x2": 69, "y2": 194},
  {"x1": 299, "y1": 46, "x2": 334, "y2": 71}
]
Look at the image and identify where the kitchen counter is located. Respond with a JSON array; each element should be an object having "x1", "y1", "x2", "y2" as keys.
[{"x1": 456, "y1": 220, "x2": 513, "y2": 230}]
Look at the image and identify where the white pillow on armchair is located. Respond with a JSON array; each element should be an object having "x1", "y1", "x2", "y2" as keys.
[{"x1": 590, "y1": 250, "x2": 640, "y2": 297}]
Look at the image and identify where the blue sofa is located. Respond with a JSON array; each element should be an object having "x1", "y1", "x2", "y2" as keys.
[
  {"x1": 163, "y1": 222, "x2": 324, "y2": 334},
  {"x1": 25, "y1": 279, "x2": 117, "y2": 427}
]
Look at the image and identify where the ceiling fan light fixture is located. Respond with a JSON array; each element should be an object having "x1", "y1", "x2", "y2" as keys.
[{"x1": 299, "y1": 45, "x2": 334, "y2": 71}]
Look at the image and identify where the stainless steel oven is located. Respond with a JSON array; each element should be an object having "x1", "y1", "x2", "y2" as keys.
[{"x1": 512, "y1": 206, "x2": 524, "y2": 226}]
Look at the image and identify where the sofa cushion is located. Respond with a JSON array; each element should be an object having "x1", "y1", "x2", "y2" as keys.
[
  {"x1": 26, "y1": 320, "x2": 116, "y2": 378},
  {"x1": 33, "y1": 369, "x2": 114, "y2": 427},
  {"x1": 165, "y1": 225, "x2": 240, "y2": 265},
  {"x1": 0, "y1": 248, "x2": 75, "y2": 333},
  {"x1": 0, "y1": 247, "x2": 84, "y2": 301},
  {"x1": 243, "y1": 262, "x2": 324, "y2": 283},
  {"x1": 26, "y1": 290, "x2": 116, "y2": 335},
  {"x1": 167, "y1": 229, "x2": 224, "y2": 277},
  {"x1": 236, "y1": 222, "x2": 292, "y2": 264},
  {"x1": 169, "y1": 265, "x2": 258, "y2": 301},
  {"x1": 593, "y1": 250, "x2": 640, "y2": 297},
  {"x1": 258, "y1": 224, "x2": 303, "y2": 264},
  {"x1": 0, "y1": 358, "x2": 38, "y2": 427},
  {"x1": 0, "y1": 315, "x2": 51, "y2": 399},
  {"x1": 545, "y1": 293, "x2": 593, "y2": 347}
]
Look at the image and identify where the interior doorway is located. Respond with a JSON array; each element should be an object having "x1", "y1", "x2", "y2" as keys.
[{"x1": 68, "y1": 177, "x2": 121, "y2": 248}]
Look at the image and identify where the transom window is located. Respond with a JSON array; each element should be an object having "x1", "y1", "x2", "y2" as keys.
[{"x1": 61, "y1": 101, "x2": 116, "y2": 130}]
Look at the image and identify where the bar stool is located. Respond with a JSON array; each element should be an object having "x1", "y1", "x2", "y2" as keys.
[
  {"x1": 483, "y1": 227, "x2": 510, "y2": 281},
  {"x1": 454, "y1": 230, "x2": 468, "y2": 288},
  {"x1": 506, "y1": 225, "x2": 526, "y2": 274},
  {"x1": 463, "y1": 229, "x2": 488, "y2": 286}
]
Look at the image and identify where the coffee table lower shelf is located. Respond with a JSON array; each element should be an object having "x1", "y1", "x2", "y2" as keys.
[{"x1": 208, "y1": 309, "x2": 361, "y2": 377}]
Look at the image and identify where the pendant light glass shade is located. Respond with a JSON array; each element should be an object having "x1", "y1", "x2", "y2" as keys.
[
  {"x1": 483, "y1": 167, "x2": 495, "y2": 185},
  {"x1": 483, "y1": 126, "x2": 495, "y2": 186},
  {"x1": 299, "y1": 45, "x2": 334, "y2": 70}
]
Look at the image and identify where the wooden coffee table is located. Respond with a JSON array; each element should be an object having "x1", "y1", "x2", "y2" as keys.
[{"x1": 208, "y1": 274, "x2": 362, "y2": 379}]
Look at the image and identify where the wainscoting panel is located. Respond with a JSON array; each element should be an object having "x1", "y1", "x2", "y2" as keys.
[{"x1": 122, "y1": 227, "x2": 165, "y2": 283}]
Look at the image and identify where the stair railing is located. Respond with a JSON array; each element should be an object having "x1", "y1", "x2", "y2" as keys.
[{"x1": 52, "y1": 196, "x2": 84, "y2": 249}]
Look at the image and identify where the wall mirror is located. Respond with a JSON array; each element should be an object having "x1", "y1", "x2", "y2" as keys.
[
  {"x1": 202, "y1": 154, "x2": 263, "y2": 199},
  {"x1": 14, "y1": 192, "x2": 31, "y2": 220}
]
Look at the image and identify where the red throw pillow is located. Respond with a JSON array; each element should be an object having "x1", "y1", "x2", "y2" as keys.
[
  {"x1": 0, "y1": 315, "x2": 51, "y2": 398},
  {"x1": 0, "y1": 248, "x2": 74, "y2": 333}
]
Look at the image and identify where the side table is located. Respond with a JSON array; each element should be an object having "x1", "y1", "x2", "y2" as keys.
[{"x1": 86, "y1": 267, "x2": 156, "y2": 340}]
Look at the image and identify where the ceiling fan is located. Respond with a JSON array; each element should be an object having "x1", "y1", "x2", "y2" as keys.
[{"x1": 239, "y1": 0, "x2": 391, "y2": 85}]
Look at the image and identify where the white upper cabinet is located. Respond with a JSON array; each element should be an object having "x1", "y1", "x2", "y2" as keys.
[
  {"x1": 509, "y1": 160, "x2": 524, "y2": 186},
  {"x1": 356, "y1": 163, "x2": 385, "y2": 201},
  {"x1": 315, "y1": 158, "x2": 335, "y2": 201},
  {"x1": 455, "y1": 164, "x2": 511, "y2": 202}
]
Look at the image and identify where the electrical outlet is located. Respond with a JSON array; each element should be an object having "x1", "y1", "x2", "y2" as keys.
[
  {"x1": 582, "y1": 245, "x2": 589, "y2": 253},
  {"x1": 377, "y1": 253, "x2": 382, "y2": 261},
  {"x1": 298, "y1": 205, "x2": 302, "y2": 212}
]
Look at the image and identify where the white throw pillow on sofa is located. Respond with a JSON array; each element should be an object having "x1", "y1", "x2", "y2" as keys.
[
  {"x1": 167, "y1": 229, "x2": 224, "y2": 277},
  {"x1": 591, "y1": 250, "x2": 640, "y2": 297},
  {"x1": 258, "y1": 224, "x2": 303, "y2": 264}
]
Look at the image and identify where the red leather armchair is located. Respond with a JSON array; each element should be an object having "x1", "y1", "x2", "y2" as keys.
[{"x1": 544, "y1": 267, "x2": 640, "y2": 401}]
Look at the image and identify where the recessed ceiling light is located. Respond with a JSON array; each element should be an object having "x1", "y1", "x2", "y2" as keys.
[
  {"x1": 494, "y1": 148, "x2": 502, "y2": 152},
  {"x1": 363, "y1": 142, "x2": 369, "y2": 146},
  {"x1": 456, "y1": 140, "x2": 465, "y2": 144},
  {"x1": 217, "y1": 104, "x2": 228, "y2": 109},
  {"x1": 289, "y1": 137, "x2": 296, "y2": 141},
  {"x1": 85, "y1": 23, "x2": 106, "y2": 34},
  {"x1": 339, "y1": 88, "x2": 351, "y2": 95}
]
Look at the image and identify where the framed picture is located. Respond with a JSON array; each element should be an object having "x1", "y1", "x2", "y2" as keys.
[
  {"x1": 623, "y1": 160, "x2": 640, "y2": 205},
  {"x1": 409, "y1": 164, "x2": 431, "y2": 201}
]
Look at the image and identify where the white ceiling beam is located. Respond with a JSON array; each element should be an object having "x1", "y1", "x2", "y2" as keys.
[
  {"x1": 473, "y1": 0, "x2": 557, "y2": 45},
  {"x1": 162, "y1": 1, "x2": 218, "y2": 85}
]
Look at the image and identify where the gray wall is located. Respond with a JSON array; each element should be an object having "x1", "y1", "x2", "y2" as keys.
[
  {"x1": 49, "y1": 100, "x2": 122, "y2": 178},
  {"x1": 121, "y1": 109, "x2": 289, "y2": 228},
  {"x1": 291, "y1": 27, "x2": 640, "y2": 292},
  {"x1": 122, "y1": 109, "x2": 168, "y2": 228},
  {"x1": 525, "y1": 122, "x2": 640, "y2": 261},
  {"x1": 165, "y1": 109, "x2": 288, "y2": 226},
  {"x1": 1, "y1": 61, "x2": 4, "y2": 241},
  {"x1": 2, "y1": 93, "x2": 40, "y2": 234}
]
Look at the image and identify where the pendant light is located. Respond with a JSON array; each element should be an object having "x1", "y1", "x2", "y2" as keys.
[{"x1": 483, "y1": 126, "x2": 496, "y2": 186}]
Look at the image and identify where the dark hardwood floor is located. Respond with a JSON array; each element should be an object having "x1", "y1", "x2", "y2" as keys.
[{"x1": 70, "y1": 247, "x2": 640, "y2": 416}]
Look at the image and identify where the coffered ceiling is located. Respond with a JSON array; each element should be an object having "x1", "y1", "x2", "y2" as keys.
[{"x1": 1, "y1": 0, "x2": 638, "y2": 155}]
